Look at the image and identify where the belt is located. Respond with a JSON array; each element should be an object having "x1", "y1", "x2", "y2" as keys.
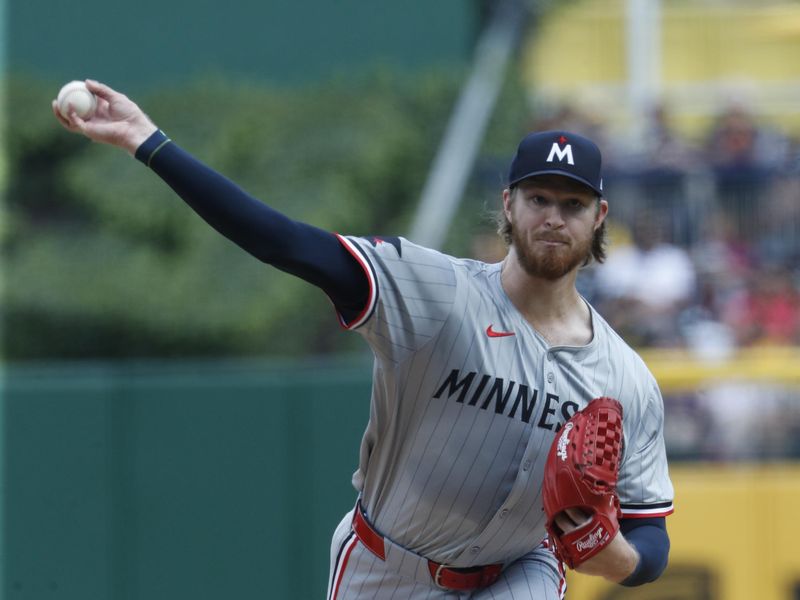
[{"x1": 351, "y1": 502, "x2": 503, "y2": 591}]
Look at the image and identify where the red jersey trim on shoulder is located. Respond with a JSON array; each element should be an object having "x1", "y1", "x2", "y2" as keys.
[
  {"x1": 620, "y1": 501, "x2": 674, "y2": 518},
  {"x1": 335, "y1": 234, "x2": 378, "y2": 330}
]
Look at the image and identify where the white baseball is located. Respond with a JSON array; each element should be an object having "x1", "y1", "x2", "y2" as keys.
[{"x1": 57, "y1": 80, "x2": 97, "y2": 119}]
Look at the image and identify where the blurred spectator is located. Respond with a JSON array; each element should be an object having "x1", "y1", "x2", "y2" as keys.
[
  {"x1": 755, "y1": 172, "x2": 800, "y2": 267},
  {"x1": 593, "y1": 212, "x2": 696, "y2": 347},
  {"x1": 699, "y1": 382, "x2": 783, "y2": 461},
  {"x1": 705, "y1": 104, "x2": 760, "y2": 169},
  {"x1": 721, "y1": 266, "x2": 800, "y2": 346},
  {"x1": 663, "y1": 393, "x2": 714, "y2": 461},
  {"x1": 704, "y1": 103, "x2": 790, "y2": 171},
  {"x1": 632, "y1": 104, "x2": 700, "y2": 246},
  {"x1": 640, "y1": 103, "x2": 699, "y2": 172},
  {"x1": 692, "y1": 211, "x2": 755, "y2": 278},
  {"x1": 703, "y1": 104, "x2": 791, "y2": 241},
  {"x1": 687, "y1": 212, "x2": 755, "y2": 345}
]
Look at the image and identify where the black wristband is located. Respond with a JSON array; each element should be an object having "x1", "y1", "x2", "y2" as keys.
[{"x1": 135, "y1": 129, "x2": 171, "y2": 167}]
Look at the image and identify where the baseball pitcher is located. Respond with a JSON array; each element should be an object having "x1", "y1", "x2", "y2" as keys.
[{"x1": 54, "y1": 80, "x2": 673, "y2": 599}]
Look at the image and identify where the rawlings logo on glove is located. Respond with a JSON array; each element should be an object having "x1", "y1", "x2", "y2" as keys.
[
  {"x1": 542, "y1": 397, "x2": 624, "y2": 568},
  {"x1": 556, "y1": 422, "x2": 573, "y2": 461}
]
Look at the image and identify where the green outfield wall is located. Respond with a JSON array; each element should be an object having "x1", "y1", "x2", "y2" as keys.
[
  {"x1": 2, "y1": 357, "x2": 373, "y2": 599},
  {"x1": 9, "y1": 0, "x2": 475, "y2": 89}
]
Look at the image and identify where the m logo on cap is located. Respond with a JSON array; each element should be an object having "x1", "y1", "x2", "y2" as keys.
[
  {"x1": 546, "y1": 140, "x2": 574, "y2": 166},
  {"x1": 508, "y1": 130, "x2": 603, "y2": 195}
]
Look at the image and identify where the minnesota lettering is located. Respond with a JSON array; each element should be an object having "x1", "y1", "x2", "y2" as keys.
[{"x1": 433, "y1": 369, "x2": 579, "y2": 430}]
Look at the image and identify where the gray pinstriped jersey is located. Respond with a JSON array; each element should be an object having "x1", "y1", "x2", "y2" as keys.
[{"x1": 336, "y1": 234, "x2": 674, "y2": 569}]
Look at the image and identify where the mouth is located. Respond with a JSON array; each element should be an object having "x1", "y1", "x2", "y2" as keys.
[{"x1": 535, "y1": 238, "x2": 569, "y2": 246}]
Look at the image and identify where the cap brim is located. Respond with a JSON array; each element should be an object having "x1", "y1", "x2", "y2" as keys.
[{"x1": 508, "y1": 170, "x2": 603, "y2": 197}]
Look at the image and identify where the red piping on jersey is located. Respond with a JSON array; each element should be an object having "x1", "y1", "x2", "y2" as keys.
[
  {"x1": 334, "y1": 234, "x2": 376, "y2": 330},
  {"x1": 329, "y1": 534, "x2": 358, "y2": 600},
  {"x1": 557, "y1": 558, "x2": 567, "y2": 599},
  {"x1": 544, "y1": 537, "x2": 567, "y2": 599}
]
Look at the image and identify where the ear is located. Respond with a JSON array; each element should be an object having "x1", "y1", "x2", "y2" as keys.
[
  {"x1": 503, "y1": 188, "x2": 514, "y2": 222},
  {"x1": 594, "y1": 199, "x2": 609, "y2": 231}
]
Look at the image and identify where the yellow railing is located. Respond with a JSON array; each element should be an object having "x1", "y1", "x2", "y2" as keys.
[{"x1": 640, "y1": 346, "x2": 800, "y2": 392}]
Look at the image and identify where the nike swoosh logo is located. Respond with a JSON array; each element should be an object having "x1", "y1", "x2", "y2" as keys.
[{"x1": 486, "y1": 325, "x2": 515, "y2": 338}]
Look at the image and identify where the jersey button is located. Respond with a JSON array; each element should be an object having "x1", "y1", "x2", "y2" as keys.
[
  {"x1": 546, "y1": 353, "x2": 553, "y2": 362},
  {"x1": 470, "y1": 546, "x2": 481, "y2": 554},
  {"x1": 522, "y1": 460, "x2": 532, "y2": 471},
  {"x1": 500, "y1": 509, "x2": 509, "y2": 518},
  {"x1": 547, "y1": 372, "x2": 554, "y2": 383}
]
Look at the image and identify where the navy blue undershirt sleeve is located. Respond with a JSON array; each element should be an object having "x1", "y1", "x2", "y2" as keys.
[
  {"x1": 138, "y1": 132, "x2": 369, "y2": 323},
  {"x1": 619, "y1": 517, "x2": 670, "y2": 586}
]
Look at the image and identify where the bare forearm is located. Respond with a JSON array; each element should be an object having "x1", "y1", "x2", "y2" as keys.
[
  {"x1": 573, "y1": 531, "x2": 639, "y2": 582},
  {"x1": 567, "y1": 516, "x2": 670, "y2": 585}
]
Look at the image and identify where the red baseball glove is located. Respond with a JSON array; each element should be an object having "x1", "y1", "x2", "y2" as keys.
[{"x1": 542, "y1": 397, "x2": 624, "y2": 568}]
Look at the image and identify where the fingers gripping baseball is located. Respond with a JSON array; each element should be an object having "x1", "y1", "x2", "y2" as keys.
[{"x1": 52, "y1": 79, "x2": 158, "y2": 155}]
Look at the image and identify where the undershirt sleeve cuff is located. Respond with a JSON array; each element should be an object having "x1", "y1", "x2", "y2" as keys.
[
  {"x1": 619, "y1": 518, "x2": 670, "y2": 587},
  {"x1": 135, "y1": 129, "x2": 172, "y2": 167}
]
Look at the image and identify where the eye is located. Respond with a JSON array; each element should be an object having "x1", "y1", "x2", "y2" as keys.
[
  {"x1": 528, "y1": 195, "x2": 548, "y2": 206},
  {"x1": 565, "y1": 198, "x2": 586, "y2": 211}
]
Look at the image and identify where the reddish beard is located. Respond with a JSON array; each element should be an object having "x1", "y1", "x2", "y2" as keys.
[{"x1": 511, "y1": 226, "x2": 594, "y2": 280}]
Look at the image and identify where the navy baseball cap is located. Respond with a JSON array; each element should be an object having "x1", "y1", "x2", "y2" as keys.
[{"x1": 507, "y1": 130, "x2": 603, "y2": 196}]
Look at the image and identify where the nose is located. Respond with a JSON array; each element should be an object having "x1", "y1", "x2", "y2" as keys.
[{"x1": 543, "y1": 205, "x2": 566, "y2": 229}]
